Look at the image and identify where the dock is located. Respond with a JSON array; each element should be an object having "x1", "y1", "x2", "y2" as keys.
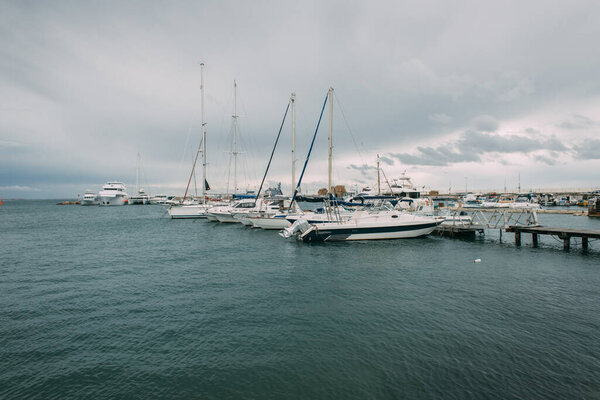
[
  {"x1": 433, "y1": 208, "x2": 599, "y2": 252},
  {"x1": 505, "y1": 226, "x2": 600, "y2": 251},
  {"x1": 434, "y1": 225, "x2": 484, "y2": 238}
]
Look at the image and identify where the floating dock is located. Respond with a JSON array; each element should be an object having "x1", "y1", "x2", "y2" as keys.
[{"x1": 434, "y1": 225, "x2": 484, "y2": 238}]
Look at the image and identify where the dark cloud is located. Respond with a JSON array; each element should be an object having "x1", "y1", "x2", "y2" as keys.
[
  {"x1": 389, "y1": 131, "x2": 570, "y2": 166},
  {"x1": 347, "y1": 163, "x2": 377, "y2": 177},
  {"x1": 472, "y1": 115, "x2": 499, "y2": 132},
  {"x1": 573, "y1": 139, "x2": 600, "y2": 160},
  {"x1": 534, "y1": 155, "x2": 559, "y2": 166},
  {"x1": 378, "y1": 156, "x2": 394, "y2": 165},
  {"x1": 458, "y1": 131, "x2": 567, "y2": 153},
  {"x1": 390, "y1": 146, "x2": 479, "y2": 166},
  {"x1": 558, "y1": 114, "x2": 599, "y2": 130}
]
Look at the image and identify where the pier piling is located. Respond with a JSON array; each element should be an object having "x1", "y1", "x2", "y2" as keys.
[
  {"x1": 563, "y1": 235, "x2": 570, "y2": 251},
  {"x1": 506, "y1": 226, "x2": 600, "y2": 252}
]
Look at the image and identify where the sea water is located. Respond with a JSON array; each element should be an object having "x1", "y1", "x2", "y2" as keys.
[{"x1": 1, "y1": 200, "x2": 599, "y2": 399}]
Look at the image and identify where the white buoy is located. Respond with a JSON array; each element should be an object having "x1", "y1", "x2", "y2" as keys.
[{"x1": 474, "y1": 259, "x2": 482, "y2": 263}]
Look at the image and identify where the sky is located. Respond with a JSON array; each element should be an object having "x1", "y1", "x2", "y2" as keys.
[{"x1": 1, "y1": 0, "x2": 599, "y2": 198}]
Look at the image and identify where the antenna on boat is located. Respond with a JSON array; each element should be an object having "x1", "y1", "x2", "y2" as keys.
[
  {"x1": 136, "y1": 152, "x2": 141, "y2": 193},
  {"x1": 201, "y1": 63, "x2": 207, "y2": 205},
  {"x1": 377, "y1": 153, "x2": 381, "y2": 195},
  {"x1": 291, "y1": 92, "x2": 296, "y2": 194},
  {"x1": 233, "y1": 80, "x2": 239, "y2": 194},
  {"x1": 328, "y1": 87, "x2": 333, "y2": 195}
]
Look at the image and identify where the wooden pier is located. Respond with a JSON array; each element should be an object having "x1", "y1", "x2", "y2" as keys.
[{"x1": 505, "y1": 226, "x2": 600, "y2": 251}]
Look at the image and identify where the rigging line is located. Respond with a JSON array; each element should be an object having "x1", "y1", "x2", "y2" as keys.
[
  {"x1": 183, "y1": 137, "x2": 203, "y2": 201},
  {"x1": 380, "y1": 168, "x2": 394, "y2": 194},
  {"x1": 290, "y1": 91, "x2": 329, "y2": 210},
  {"x1": 334, "y1": 91, "x2": 366, "y2": 166},
  {"x1": 255, "y1": 100, "x2": 291, "y2": 205},
  {"x1": 178, "y1": 125, "x2": 194, "y2": 171}
]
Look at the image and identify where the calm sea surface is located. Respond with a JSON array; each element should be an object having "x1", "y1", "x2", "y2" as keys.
[{"x1": 1, "y1": 200, "x2": 600, "y2": 399}]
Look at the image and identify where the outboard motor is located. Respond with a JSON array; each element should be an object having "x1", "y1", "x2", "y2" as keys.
[{"x1": 280, "y1": 218, "x2": 312, "y2": 239}]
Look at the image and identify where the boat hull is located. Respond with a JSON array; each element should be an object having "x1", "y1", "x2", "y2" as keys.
[
  {"x1": 300, "y1": 222, "x2": 439, "y2": 242},
  {"x1": 250, "y1": 217, "x2": 291, "y2": 230},
  {"x1": 235, "y1": 215, "x2": 254, "y2": 226},
  {"x1": 80, "y1": 199, "x2": 97, "y2": 206},
  {"x1": 212, "y1": 212, "x2": 240, "y2": 223},
  {"x1": 97, "y1": 195, "x2": 128, "y2": 206},
  {"x1": 129, "y1": 197, "x2": 149, "y2": 205},
  {"x1": 168, "y1": 205, "x2": 208, "y2": 219}
]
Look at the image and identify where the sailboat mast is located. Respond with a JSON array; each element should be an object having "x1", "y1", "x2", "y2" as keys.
[
  {"x1": 136, "y1": 152, "x2": 140, "y2": 192},
  {"x1": 233, "y1": 80, "x2": 238, "y2": 194},
  {"x1": 377, "y1": 153, "x2": 381, "y2": 195},
  {"x1": 201, "y1": 63, "x2": 207, "y2": 204},
  {"x1": 291, "y1": 92, "x2": 296, "y2": 194},
  {"x1": 328, "y1": 87, "x2": 333, "y2": 194}
]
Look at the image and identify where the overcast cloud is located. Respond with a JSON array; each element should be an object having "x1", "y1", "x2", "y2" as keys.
[{"x1": 1, "y1": 0, "x2": 600, "y2": 198}]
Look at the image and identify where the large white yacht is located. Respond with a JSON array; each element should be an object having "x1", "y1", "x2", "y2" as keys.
[{"x1": 97, "y1": 182, "x2": 129, "y2": 206}]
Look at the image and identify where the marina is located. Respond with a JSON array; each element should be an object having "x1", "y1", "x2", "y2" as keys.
[{"x1": 3, "y1": 1, "x2": 600, "y2": 398}]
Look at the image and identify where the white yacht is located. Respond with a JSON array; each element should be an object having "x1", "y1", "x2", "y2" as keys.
[
  {"x1": 80, "y1": 190, "x2": 98, "y2": 206},
  {"x1": 282, "y1": 208, "x2": 442, "y2": 242},
  {"x1": 129, "y1": 188, "x2": 150, "y2": 205},
  {"x1": 97, "y1": 182, "x2": 129, "y2": 206},
  {"x1": 207, "y1": 198, "x2": 259, "y2": 223},
  {"x1": 149, "y1": 195, "x2": 173, "y2": 205},
  {"x1": 168, "y1": 203, "x2": 219, "y2": 219},
  {"x1": 509, "y1": 194, "x2": 541, "y2": 209}
]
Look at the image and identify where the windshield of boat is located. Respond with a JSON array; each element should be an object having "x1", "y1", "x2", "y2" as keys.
[{"x1": 356, "y1": 201, "x2": 395, "y2": 212}]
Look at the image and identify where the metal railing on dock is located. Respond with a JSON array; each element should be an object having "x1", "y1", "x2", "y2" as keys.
[{"x1": 434, "y1": 208, "x2": 539, "y2": 237}]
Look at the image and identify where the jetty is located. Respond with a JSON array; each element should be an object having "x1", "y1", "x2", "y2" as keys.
[
  {"x1": 433, "y1": 208, "x2": 600, "y2": 252},
  {"x1": 434, "y1": 208, "x2": 539, "y2": 238},
  {"x1": 506, "y1": 226, "x2": 600, "y2": 251}
]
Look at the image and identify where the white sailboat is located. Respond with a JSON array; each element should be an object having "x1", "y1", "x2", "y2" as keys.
[
  {"x1": 169, "y1": 63, "x2": 211, "y2": 219},
  {"x1": 248, "y1": 92, "x2": 298, "y2": 230},
  {"x1": 129, "y1": 153, "x2": 150, "y2": 205}
]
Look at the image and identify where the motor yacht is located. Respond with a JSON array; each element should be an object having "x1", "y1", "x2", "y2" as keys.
[
  {"x1": 282, "y1": 209, "x2": 442, "y2": 242},
  {"x1": 207, "y1": 198, "x2": 257, "y2": 223},
  {"x1": 509, "y1": 194, "x2": 541, "y2": 209},
  {"x1": 129, "y1": 188, "x2": 150, "y2": 205},
  {"x1": 80, "y1": 190, "x2": 98, "y2": 206},
  {"x1": 97, "y1": 182, "x2": 129, "y2": 206}
]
